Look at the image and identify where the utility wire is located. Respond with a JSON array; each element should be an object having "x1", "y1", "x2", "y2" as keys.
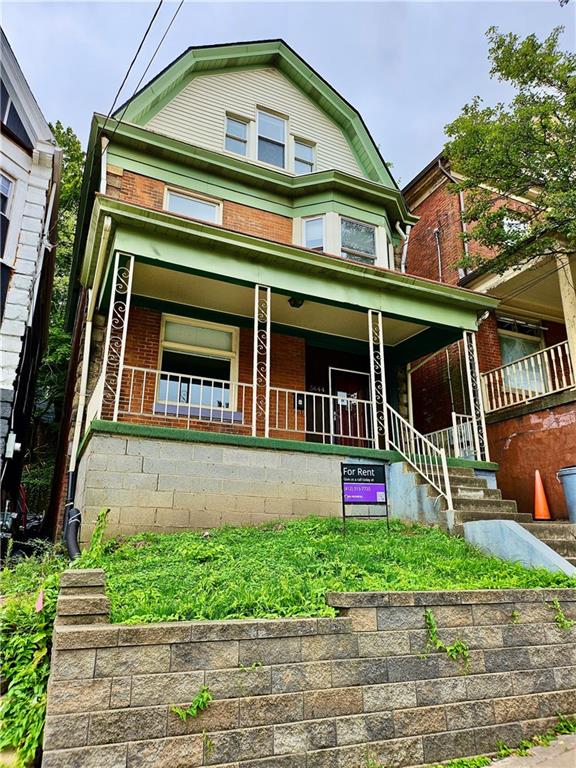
[
  {"x1": 103, "y1": 0, "x2": 185, "y2": 153},
  {"x1": 497, "y1": 253, "x2": 575, "y2": 303},
  {"x1": 100, "y1": 0, "x2": 164, "y2": 139}
]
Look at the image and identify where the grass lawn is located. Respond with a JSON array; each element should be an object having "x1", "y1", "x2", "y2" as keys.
[{"x1": 85, "y1": 517, "x2": 576, "y2": 624}]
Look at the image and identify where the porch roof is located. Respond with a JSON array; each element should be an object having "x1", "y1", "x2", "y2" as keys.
[{"x1": 85, "y1": 195, "x2": 498, "y2": 337}]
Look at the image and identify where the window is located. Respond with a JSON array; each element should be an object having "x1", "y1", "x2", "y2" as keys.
[
  {"x1": 165, "y1": 190, "x2": 219, "y2": 223},
  {"x1": 0, "y1": 173, "x2": 13, "y2": 258},
  {"x1": 257, "y1": 110, "x2": 286, "y2": 168},
  {"x1": 497, "y1": 317, "x2": 545, "y2": 394},
  {"x1": 341, "y1": 218, "x2": 376, "y2": 263},
  {"x1": 294, "y1": 139, "x2": 314, "y2": 174},
  {"x1": 503, "y1": 216, "x2": 529, "y2": 242},
  {"x1": 225, "y1": 116, "x2": 248, "y2": 156},
  {"x1": 304, "y1": 217, "x2": 324, "y2": 251},
  {"x1": 1, "y1": 82, "x2": 33, "y2": 151},
  {"x1": 159, "y1": 317, "x2": 238, "y2": 410}
]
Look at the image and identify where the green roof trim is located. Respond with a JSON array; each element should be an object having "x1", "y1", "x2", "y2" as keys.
[{"x1": 113, "y1": 39, "x2": 396, "y2": 188}]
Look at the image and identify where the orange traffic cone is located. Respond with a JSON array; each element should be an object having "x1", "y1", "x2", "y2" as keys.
[{"x1": 534, "y1": 470, "x2": 551, "y2": 521}]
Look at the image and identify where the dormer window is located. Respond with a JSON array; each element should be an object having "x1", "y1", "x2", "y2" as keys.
[
  {"x1": 225, "y1": 116, "x2": 248, "y2": 156},
  {"x1": 257, "y1": 110, "x2": 286, "y2": 168},
  {"x1": 294, "y1": 139, "x2": 315, "y2": 174}
]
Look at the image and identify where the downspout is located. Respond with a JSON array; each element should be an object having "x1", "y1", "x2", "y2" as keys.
[
  {"x1": 63, "y1": 217, "x2": 112, "y2": 558},
  {"x1": 437, "y1": 158, "x2": 469, "y2": 261},
  {"x1": 433, "y1": 228, "x2": 442, "y2": 281},
  {"x1": 396, "y1": 221, "x2": 412, "y2": 273}
]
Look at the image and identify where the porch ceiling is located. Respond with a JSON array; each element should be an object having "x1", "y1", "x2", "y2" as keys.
[
  {"x1": 466, "y1": 256, "x2": 571, "y2": 323},
  {"x1": 131, "y1": 262, "x2": 429, "y2": 346}
]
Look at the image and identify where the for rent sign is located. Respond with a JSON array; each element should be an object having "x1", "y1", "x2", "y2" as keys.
[{"x1": 341, "y1": 463, "x2": 387, "y2": 504}]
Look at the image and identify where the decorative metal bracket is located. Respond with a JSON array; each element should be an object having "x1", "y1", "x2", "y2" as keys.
[
  {"x1": 463, "y1": 330, "x2": 490, "y2": 462},
  {"x1": 368, "y1": 309, "x2": 389, "y2": 450},
  {"x1": 101, "y1": 253, "x2": 134, "y2": 421},
  {"x1": 252, "y1": 284, "x2": 271, "y2": 437}
]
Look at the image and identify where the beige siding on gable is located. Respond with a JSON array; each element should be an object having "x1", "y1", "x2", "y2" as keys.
[{"x1": 145, "y1": 68, "x2": 365, "y2": 178}]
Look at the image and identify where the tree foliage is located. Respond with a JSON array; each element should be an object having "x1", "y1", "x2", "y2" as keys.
[{"x1": 444, "y1": 26, "x2": 576, "y2": 273}]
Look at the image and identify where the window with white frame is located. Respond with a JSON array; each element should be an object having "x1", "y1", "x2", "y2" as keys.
[
  {"x1": 165, "y1": 190, "x2": 220, "y2": 224},
  {"x1": 0, "y1": 173, "x2": 13, "y2": 259},
  {"x1": 502, "y1": 216, "x2": 529, "y2": 243},
  {"x1": 497, "y1": 316, "x2": 545, "y2": 394},
  {"x1": 159, "y1": 317, "x2": 238, "y2": 409},
  {"x1": 294, "y1": 139, "x2": 315, "y2": 174},
  {"x1": 257, "y1": 110, "x2": 286, "y2": 168},
  {"x1": 304, "y1": 216, "x2": 324, "y2": 251},
  {"x1": 225, "y1": 116, "x2": 249, "y2": 156},
  {"x1": 340, "y1": 217, "x2": 376, "y2": 263}
]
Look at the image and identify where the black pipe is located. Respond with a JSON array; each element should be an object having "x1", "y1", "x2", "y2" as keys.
[{"x1": 63, "y1": 471, "x2": 81, "y2": 560}]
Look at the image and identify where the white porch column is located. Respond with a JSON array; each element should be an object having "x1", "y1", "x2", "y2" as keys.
[
  {"x1": 252, "y1": 284, "x2": 271, "y2": 437},
  {"x1": 556, "y1": 253, "x2": 576, "y2": 376},
  {"x1": 101, "y1": 253, "x2": 134, "y2": 421},
  {"x1": 463, "y1": 330, "x2": 490, "y2": 462},
  {"x1": 368, "y1": 309, "x2": 389, "y2": 449}
]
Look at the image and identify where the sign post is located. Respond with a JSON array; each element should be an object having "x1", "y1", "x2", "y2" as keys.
[{"x1": 341, "y1": 462, "x2": 389, "y2": 532}]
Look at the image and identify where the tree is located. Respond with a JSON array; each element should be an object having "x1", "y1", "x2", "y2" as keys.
[
  {"x1": 444, "y1": 26, "x2": 576, "y2": 274},
  {"x1": 22, "y1": 123, "x2": 85, "y2": 511}
]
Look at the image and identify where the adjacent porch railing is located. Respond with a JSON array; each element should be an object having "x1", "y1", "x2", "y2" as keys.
[
  {"x1": 481, "y1": 340, "x2": 574, "y2": 413},
  {"x1": 386, "y1": 404, "x2": 453, "y2": 508},
  {"x1": 268, "y1": 387, "x2": 375, "y2": 447},
  {"x1": 117, "y1": 366, "x2": 254, "y2": 429},
  {"x1": 425, "y1": 413, "x2": 475, "y2": 460}
]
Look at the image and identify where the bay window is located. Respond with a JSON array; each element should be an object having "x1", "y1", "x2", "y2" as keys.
[
  {"x1": 341, "y1": 217, "x2": 376, "y2": 263},
  {"x1": 304, "y1": 216, "x2": 324, "y2": 251},
  {"x1": 165, "y1": 190, "x2": 220, "y2": 224}
]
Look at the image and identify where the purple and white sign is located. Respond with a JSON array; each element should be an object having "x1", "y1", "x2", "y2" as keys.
[{"x1": 341, "y1": 464, "x2": 387, "y2": 505}]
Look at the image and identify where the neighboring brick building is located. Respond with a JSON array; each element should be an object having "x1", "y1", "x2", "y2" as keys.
[
  {"x1": 403, "y1": 155, "x2": 576, "y2": 520},
  {"x1": 54, "y1": 41, "x2": 500, "y2": 542}
]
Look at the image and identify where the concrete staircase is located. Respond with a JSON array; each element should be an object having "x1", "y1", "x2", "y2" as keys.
[{"x1": 416, "y1": 466, "x2": 576, "y2": 566}]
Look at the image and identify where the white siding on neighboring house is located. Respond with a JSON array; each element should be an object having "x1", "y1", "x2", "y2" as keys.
[{"x1": 145, "y1": 68, "x2": 364, "y2": 178}]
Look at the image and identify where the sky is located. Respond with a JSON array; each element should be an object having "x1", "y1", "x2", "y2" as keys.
[{"x1": 2, "y1": 0, "x2": 575, "y2": 185}]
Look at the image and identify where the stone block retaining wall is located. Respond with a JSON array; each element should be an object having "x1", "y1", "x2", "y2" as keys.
[{"x1": 42, "y1": 571, "x2": 576, "y2": 767}]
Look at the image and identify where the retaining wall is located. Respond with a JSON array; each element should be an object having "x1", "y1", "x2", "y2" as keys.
[{"x1": 42, "y1": 570, "x2": 576, "y2": 767}]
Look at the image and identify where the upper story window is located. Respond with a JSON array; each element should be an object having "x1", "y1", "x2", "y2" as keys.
[
  {"x1": 294, "y1": 139, "x2": 315, "y2": 174},
  {"x1": 225, "y1": 116, "x2": 248, "y2": 156},
  {"x1": 257, "y1": 110, "x2": 286, "y2": 169},
  {"x1": 502, "y1": 216, "x2": 529, "y2": 242},
  {"x1": 1, "y1": 81, "x2": 33, "y2": 151},
  {"x1": 165, "y1": 189, "x2": 220, "y2": 224},
  {"x1": 0, "y1": 173, "x2": 13, "y2": 258},
  {"x1": 304, "y1": 217, "x2": 324, "y2": 251},
  {"x1": 341, "y1": 217, "x2": 376, "y2": 264}
]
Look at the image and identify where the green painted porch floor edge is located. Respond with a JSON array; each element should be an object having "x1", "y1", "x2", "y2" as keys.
[{"x1": 82, "y1": 420, "x2": 498, "y2": 470}]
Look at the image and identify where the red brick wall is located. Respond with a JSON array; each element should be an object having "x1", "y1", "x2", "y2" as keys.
[
  {"x1": 107, "y1": 169, "x2": 292, "y2": 244},
  {"x1": 112, "y1": 306, "x2": 306, "y2": 440},
  {"x1": 477, "y1": 313, "x2": 503, "y2": 373},
  {"x1": 488, "y1": 401, "x2": 576, "y2": 520},
  {"x1": 544, "y1": 321, "x2": 568, "y2": 348}
]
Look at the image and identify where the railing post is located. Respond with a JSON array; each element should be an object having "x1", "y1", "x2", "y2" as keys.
[
  {"x1": 101, "y1": 253, "x2": 134, "y2": 422},
  {"x1": 368, "y1": 309, "x2": 389, "y2": 449},
  {"x1": 252, "y1": 284, "x2": 271, "y2": 438},
  {"x1": 440, "y1": 448, "x2": 453, "y2": 512},
  {"x1": 463, "y1": 330, "x2": 490, "y2": 462},
  {"x1": 451, "y1": 411, "x2": 460, "y2": 458}
]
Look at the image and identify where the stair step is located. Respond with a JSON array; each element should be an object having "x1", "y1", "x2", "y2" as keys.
[
  {"x1": 520, "y1": 522, "x2": 576, "y2": 540},
  {"x1": 568, "y1": 557, "x2": 576, "y2": 567},
  {"x1": 538, "y1": 539, "x2": 576, "y2": 558},
  {"x1": 455, "y1": 510, "x2": 533, "y2": 525},
  {"x1": 447, "y1": 467, "x2": 476, "y2": 478},
  {"x1": 452, "y1": 497, "x2": 518, "y2": 514},
  {"x1": 453, "y1": 485, "x2": 502, "y2": 500}
]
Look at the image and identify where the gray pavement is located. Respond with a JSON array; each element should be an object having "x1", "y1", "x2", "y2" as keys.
[{"x1": 490, "y1": 734, "x2": 576, "y2": 768}]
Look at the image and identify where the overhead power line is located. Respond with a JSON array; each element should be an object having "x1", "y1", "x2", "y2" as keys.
[
  {"x1": 100, "y1": 0, "x2": 165, "y2": 139},
  {"x1": 104, "y1": 0, "x2": 185, "y2": 152}
]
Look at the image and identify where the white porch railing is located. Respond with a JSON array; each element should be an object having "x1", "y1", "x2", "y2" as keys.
[
  {"x1": 481, "y1": 340, "x2": 574, "y2": 413},
  {"x1": 118, "y1": 366, "x2": 253, "y2": 429},
  {"x1": 268, "y1": 387, "x2": 375, "y2": 447},
  {"x1": 425, "y1": 413, "x2": 476, "y2": 459},
  {"x1": 386, "y1": 404, "x2": 453, "y2": 508}
]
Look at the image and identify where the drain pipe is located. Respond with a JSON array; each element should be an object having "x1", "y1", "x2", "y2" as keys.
[
  {"x1": 438, "y1": 158, "x2": 469, "y2": 262},
  {"x1": 433, "y1": 227, "x2": 442, "y2": 281},
  {"x1": 395, "y1": 222, "x2": 412, "y2": 273}
]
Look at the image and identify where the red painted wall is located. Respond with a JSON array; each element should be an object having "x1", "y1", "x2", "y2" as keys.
[{"x1": 488, "y1": 401, "x2": 576, "y2": 520}]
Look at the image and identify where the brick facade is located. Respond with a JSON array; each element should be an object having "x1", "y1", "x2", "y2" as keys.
[{"x1": 107, "y1": 168, "x2": 293, "y2": 244}]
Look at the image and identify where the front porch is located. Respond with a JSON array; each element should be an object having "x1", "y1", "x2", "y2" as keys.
[{"x1": 82, "y1": 255, "x2": 495, "y2": 515}]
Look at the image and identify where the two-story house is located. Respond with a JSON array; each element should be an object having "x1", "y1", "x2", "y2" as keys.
[
  {"x1": 55, "y1": 41, "x2": 506, "y2": 544},
  {"x1": 403, "y1": 154, "x2": 576, "y2": 532},
  {"x1": 1, "y1": 28, "x2": 61, "y2": 526}
]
